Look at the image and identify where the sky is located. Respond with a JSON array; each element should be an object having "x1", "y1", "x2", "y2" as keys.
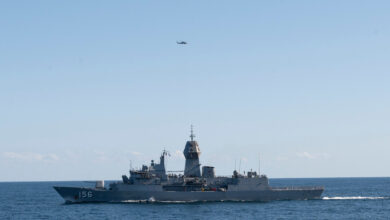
[{"x1": 1, "y1": 0, "x2": 389, "y2": 181}]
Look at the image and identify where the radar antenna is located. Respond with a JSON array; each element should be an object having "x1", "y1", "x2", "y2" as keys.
[
  {"x1": 162, "y1": 149, "x2": 170, "y2": 157},
  {"x1": 190, "y1": 125, "x2": 195, "y2": 141}
]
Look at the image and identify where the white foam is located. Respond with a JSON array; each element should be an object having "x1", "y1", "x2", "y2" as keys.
[
  {"x1": 117, "y1": 200, "x2": 199, "y2": 203},
  {"x1": 119, "y1": 200, "x2": 148, "y2": 203},
  {"x1": 323, "y1": 196, "x2": 388, "y2": 200},
  {"x1": 158, "y1": 200, "x2": 199, "y2": 203}
]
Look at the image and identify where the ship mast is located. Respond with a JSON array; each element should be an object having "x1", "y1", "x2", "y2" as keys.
[{"x1": 190, "y1": 124, "x2": 195, "y2": 141}]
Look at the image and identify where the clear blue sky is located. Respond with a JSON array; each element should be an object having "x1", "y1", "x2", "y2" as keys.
[{"x1": 1, "y1": 0, "x2": 389, "y2": 181}]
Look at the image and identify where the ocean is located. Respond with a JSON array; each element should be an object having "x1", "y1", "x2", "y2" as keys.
[{"x1": 1, "y1": 178, "x2": 389, "y2": 219}]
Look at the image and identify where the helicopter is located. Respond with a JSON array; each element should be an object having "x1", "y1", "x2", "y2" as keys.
[{"x1": 176, "y1": 41, "x2": 187, "y2": 45}]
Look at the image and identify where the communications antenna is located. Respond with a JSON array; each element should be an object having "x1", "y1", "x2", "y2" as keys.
[{"x1": 239, "y1": 158, "x2": 242, "y2": 173}]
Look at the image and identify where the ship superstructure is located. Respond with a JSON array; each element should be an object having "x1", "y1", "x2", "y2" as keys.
[
  {"x1": 54, "y1": 127, "x2": 324, "y2": 203},
  {"x1": 183, "y1": 126, "x2": 201, "y2": 178}
]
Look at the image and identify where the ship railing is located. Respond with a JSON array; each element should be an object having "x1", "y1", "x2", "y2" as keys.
[
  {"x1": 214, "y1": 175, "x2": 266, "y2": 179},
  {"x1": 271, "y1": 186, "x2": 324, "y2": 190}
]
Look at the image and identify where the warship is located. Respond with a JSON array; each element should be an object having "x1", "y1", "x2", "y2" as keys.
[{"x1": 54, "y1": 128, "x2": 324, "y2": 203}]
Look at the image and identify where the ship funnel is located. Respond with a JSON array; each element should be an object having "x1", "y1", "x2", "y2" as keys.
[{"x1": 202, "y1": 166, "x2": 215, "y2": 178}]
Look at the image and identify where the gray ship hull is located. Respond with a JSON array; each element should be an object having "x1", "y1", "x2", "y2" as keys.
[{"x1": 54, "y1": 186, "x2": 324, "y2": 203}]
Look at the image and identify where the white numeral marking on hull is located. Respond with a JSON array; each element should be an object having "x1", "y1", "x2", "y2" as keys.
[{"x1": 79, "y1": 191, "x2": 93, "y2": 199}]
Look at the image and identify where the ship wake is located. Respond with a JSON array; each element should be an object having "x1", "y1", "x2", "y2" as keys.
[{"x1": 323, "y1": 196, "x2": 389, "y2": 200}]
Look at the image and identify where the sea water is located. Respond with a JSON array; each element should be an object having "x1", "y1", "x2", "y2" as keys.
[{"x1": 0, "y1": 178, "x2": 389, "y2": 219}]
